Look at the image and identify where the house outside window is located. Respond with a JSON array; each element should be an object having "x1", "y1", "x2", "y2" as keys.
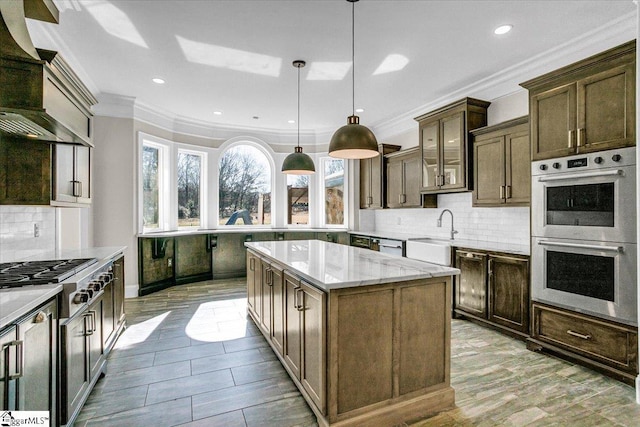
[
  {"x1": 218, "y1": 145, "x2": 271, "y2": 226},
  {"x1": 323, "y1": 158, "x2": 346, "y2": 227},
  {"x1": 287, "y1": 174, "x2": 310, "y2": 225}
]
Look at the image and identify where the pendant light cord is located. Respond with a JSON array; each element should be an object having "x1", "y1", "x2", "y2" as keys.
[
  {"x1": 297, "y1": 63, "x2": 301, "y2": 149},
  {"x1": 351, "y1": 0, "x2": 355, "y2": 117}
]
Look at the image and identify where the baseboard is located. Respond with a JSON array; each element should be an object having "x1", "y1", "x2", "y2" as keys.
[{"x1": 125, "y1": 283, "x2": 139, "y2": 298}]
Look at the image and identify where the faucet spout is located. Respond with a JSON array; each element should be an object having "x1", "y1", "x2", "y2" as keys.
[{"x1": 437, "y1": 209, "x2": 458, "y2": 240}]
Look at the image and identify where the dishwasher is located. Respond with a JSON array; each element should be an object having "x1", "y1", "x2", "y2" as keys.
[{"x1": 373, "y1": 238, "x2": 404, "y2": 257}]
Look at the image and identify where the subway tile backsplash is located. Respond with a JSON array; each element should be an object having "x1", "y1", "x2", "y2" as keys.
[
  {"x1": 0, "y1": 206, "x2": 56, "y2": 262},
  {"x1": 368, "y1": 192, "x2": 529, "y2": 245}
]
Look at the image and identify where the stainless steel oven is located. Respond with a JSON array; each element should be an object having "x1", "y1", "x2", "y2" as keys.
[
  {"x1": 532, "y1": 147, "x2": 636, "y2": 242},
  {"x1": 531, "y1": 147, "x2": 637, "y2": 326},
  {"x1": 532, "y1": 236, "x2": 637, "y2": 325}
]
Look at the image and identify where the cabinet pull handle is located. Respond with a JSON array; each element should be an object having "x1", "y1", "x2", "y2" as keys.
[
  {"x1": 506, "y1": 185, "x2": 511, "y2": 199},
  {"x1": 577, "y1": 128, "x2": 585, "y2": 147},
  {"x1": 7, "y1": 340, "x2": 24, "y2": 380},
  {"x1": 367, "y1": 196, "x2": 373, "y2": 206},
  {"x1": 488, "y1": 259, "x2": 493, "y2": 277},
  {"x1": 567, "y1": 330, "x2": 591, "y2": 340},
  {"x1": 265, "y1": 268, "x2": 272, "y2": 286},
  {"x1": 249, "y1": 257, "x2": 255, "y2": 271},
  {"x1": 500, "y1": 185, "x2": 505, "y2": 199},
  {"x1": 567, "y1": 130, "x2": 573, "y2": 148},
  {"x1": 296, "y1": 289, "x2": 305, "y2": 311},
  {"x1": 72, "y1": 181, "x2": 83, "y2": 197},
  {"x1": 84, "y1": 312, "x2": 94, "y2": 336}
]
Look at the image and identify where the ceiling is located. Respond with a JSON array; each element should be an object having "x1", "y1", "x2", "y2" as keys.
[{"x1": 25, "y1": 0, "x2": 636, "y2": 139}]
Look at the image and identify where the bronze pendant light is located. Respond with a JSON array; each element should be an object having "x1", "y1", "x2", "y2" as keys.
[
  {"x1": 328, "y1": 0, "x2": 379, "y2": 160},
  {"x1": 282, "y1": 60, "x2": 316, "y2": 175}
]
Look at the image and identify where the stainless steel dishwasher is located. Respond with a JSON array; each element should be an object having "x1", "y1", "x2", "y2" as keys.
[{"x1": 375, "y1": 238, "x2": 404, "y2": 257}]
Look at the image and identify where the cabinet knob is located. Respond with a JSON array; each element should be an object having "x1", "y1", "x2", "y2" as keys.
[
  {"x1": 612, "y1": 154, "x2": 622, "y2": 162},
  {"x1": 552, "y1": 162, "x2": 561, "y2": 169},
  {"x1": 539, "y1": 164, "x2": 548, "y2": 171},
  {"x1": 34, "y1": 311, "x2": 47, "y2": 323},
  {"x1": 594, "y1": 157, "x2": 603, "y2": 164}
]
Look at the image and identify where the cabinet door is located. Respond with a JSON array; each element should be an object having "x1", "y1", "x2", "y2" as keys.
[
  {"x1": 530, "y1": 84, "x2": 577, "y2": 160},
  {"x1": 246, "y1": 251, "x2": 259, "y2": 316},
  {"x1": 473, "y1": 136, "x2": 505, "y2": 206},
  {"x1": 578, "y1": 63, "x2": 635, "y2": 152},
  {"x1": 386, "y1": 158, "x2": 403, "y2": 208},
  {"x1": 102, "y1": 280, "x2": 115, "y2": 348},
  {"x1": 370, "y1": 155, "x2": 383, "y2": 209},
  {"x1": 359, "y1": 158, "x2": 372, "y2": 208},
  {"x1": 61, "y1": 313, "x2": 89, "y2": 423},
  {"x1": 284, "y1": 273, "x2": 302, "y2": 379},
  {"x1": 420, "y1": 121, "x2": 440, "y2": 191},
  {"x1": 139, "y1": 237, "x2": 174, "y2": 288},
  {"x1": 259, "y1": 261, "x2": 272, "y2": 335},
  {"x1": 113, "y1": 256, "x2": 126, "y2": 327},
  {"x1": 87, "y1": 299, "x2": 104, "y2": 380},
  {"x1": 0, "y1": 326, "x2": 18, "y2": 410},
  {"x1": 211, "y1": 233, "x2": 247, "y2": 279},
  {"x1": 488, "y1": 255, "x2": 529, "y2": 334},
  {"x1": 505, "y1": 130, "x2": 531, "y2": 205},
  {"x1": 54, "y1": 143, "x2": 76, "y2": 203},
  {"x1": 300, "y1": 281, "x2": 326, "y2": 414},
  {"x1": 0, "y1": 138, "x2": 50, "y2": 205},
  {"x1": 74, "y1": 145, "x2": 91, "y2": 204},
  {"x1": 270, "y1": 264, "x2": 285, "y2": 356},
  {"x1": 403, "y1": 155, "x2": 422, "y2": 208},
  {"x1": 455, "y1": 251, "x2": 487, "y2": 317},
  {"x1": 175, "y1": 234, "x2": 212, "y2": 281},
  {"x1": 17, "y1": 299, "x2": 57, "y2": 418},
  {"x1": 440, "y1": 112, "x2": 465, "y2": 190}
]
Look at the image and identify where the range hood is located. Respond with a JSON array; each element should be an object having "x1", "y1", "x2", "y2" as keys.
[{"x1": 0, "y1": 0, "x2": 97, "y2": 146}]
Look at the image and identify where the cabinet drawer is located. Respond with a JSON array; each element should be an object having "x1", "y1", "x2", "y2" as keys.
[{"x1": 532, "y1": 304, "x2": 638, "y2": 372}]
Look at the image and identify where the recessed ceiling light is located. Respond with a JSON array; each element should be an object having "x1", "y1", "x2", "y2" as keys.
[
  {"x1": 152, "y1": 77, "x2": 165, "y2": 84},
  {"x1": 288, "y1": 120, "x2": 295, "y2": 124},
  {"x1": 213, "y1": 111, "x2": 223, "y2": 115},
  {"x1": 494, "y1": 24, "x2": 513, "y2": 35},
  {"x1": 355, "y1": 108, "x2": 364, "y2": 113},
  {"x1": 253, "y1": 116, "x2": 259, "y2": 120}
]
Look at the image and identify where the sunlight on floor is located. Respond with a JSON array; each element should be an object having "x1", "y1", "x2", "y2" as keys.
[
  {"x1": 114, "y1": 311, "x2": 170, "y2": 349},
  {"x1": 186, "y1": 297, "x2": 249, "y2": 342}
]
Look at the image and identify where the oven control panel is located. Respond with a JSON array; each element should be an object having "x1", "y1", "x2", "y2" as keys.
[{"x1": 532, "y1": 146, "x2": 636, "y2": 176}]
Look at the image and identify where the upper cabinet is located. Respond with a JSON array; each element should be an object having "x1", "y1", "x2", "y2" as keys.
[
  {"x1": 415, "y1": 98, "x2": 490, "y2": 194},
  {"x1": 53, "y1": 144, "x2": 91, "y2": 206},
  {"x1": 385, "y1": 147, "x2": 423, "y2": 209},
  {"x1": 472, "y1": 117, "x2": 530, "y2": 207},
  {"x1": 360, "y1": 144, "x2": 400, "y2": 209},
  {"x1": 521, "y1": 40, "x2": 635, "y2": 161}
]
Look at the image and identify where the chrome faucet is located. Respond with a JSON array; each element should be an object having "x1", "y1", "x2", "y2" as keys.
[{"x1": 437, "y1": 209, "x2": 458, "y2": 240}]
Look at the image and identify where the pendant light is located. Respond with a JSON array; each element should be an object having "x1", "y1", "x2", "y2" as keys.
[
  {"x1": 282, "y1": 60, "x2": 316, "y2": 175},
  {"x1": 328, "y1": 0, "x2": 379, "y2": 160}
]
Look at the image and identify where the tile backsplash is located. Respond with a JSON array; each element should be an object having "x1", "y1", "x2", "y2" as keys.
[
  {"x1": 0, "y1": 206, "x2": 56, "y2": 262},
  {"x1": 365, "y1": 192, "x2": 529, "y2": 245}
]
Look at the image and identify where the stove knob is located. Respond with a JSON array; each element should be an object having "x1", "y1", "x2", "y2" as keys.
[
  {"x1": 539, "y1": 164, "x2": 548, "y2": 171},
  {"x1": 88, "y1": 281, "x2": 101, "y2": 292},
  {"x1": 594, "y1": 156, "x2": 604, "y2": 164},
  {"x1": 73, "y1": 291, "x2": 89, "y2": 304},
  {"x1": 85, "y1": 288, "x2": 94, "y2": 298},
  {"x1": 552, "y1": 162, "x2": 561, "y2": 169},
  {"x1": 612, "y1": 154, "x2": 622, "y2": 162},
  {"x1": 99, "y1": 272, "x2": 113, "y2": 283}
]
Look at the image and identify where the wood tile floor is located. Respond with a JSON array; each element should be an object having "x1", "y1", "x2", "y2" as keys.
[{"x1": 76, "y1": 279, "x2": 639, "y2": 427}]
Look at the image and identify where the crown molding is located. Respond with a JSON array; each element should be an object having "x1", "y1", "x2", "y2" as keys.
[{"x1": 372, "y1": 11, "x2": 637, "y2": 140}]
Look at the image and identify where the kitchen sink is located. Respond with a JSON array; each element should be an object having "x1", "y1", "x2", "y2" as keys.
[{"x1": 405, "y1": 238, "x2": 452, "y2": 266}]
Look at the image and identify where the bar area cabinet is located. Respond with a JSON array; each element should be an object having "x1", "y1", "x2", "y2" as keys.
[
  {"x1": 360, "y1": 143, "x2": 400, "y2": 209},
  {"x1": 415, "y1": 98, "x2": 490, "y2": 194}
]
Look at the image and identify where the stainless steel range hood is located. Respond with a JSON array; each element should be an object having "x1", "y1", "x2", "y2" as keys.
[{"x1": 0, "y1": 0, "x2": 97, "y2": 146}]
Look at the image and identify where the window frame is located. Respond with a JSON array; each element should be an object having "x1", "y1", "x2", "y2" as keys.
[
  {"x1": 285, "y1": 173, "x2": 312, "y2": 227},
  {"x1": 176, "y1": 146, "x2": 207, "y2": 230},
  {"x1": 319, "y1": 156, "x2": 348, "y2": 229},
  {"x1": 139, "y1": 135, "x2": 170, "y2": 233}
]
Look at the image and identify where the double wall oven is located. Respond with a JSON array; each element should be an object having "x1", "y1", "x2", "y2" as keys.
[{"x1": 531, "y1": 147, "x2": 637, "y2": 326}]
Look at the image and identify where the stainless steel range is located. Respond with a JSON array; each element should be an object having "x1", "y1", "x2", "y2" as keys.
[
  {"x1": 531, "y1": 147, "x2": 637, "y2": 326},
  {"x1": 0, "y1": 257, "x2": 115, "y2": 318}
]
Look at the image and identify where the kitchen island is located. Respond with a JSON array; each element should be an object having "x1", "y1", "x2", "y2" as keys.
[{"x1": 245, "y1": 240, "x2": 460, "y2": 427}]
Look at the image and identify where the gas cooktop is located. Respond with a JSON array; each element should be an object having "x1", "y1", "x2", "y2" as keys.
[{"x1": 0, "y1": 258, "x2": 98, "y2": 288}]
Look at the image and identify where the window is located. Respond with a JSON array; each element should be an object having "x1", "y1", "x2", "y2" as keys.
[
  {"x1": 142, "y1": 143, "x2": 164, "y2": 231},
  {"x1": 323, "y1": 158, "x2": 345, "y2": 226},
  {"x1": 218, "y1": 145, "x2": 271, "y2": 226},
  {"x1": 287, "y1": 174, "x2": 309, "y2": 225},
  {"x1": 177, "y1": 150, "x2": 203, "y2": 228}
]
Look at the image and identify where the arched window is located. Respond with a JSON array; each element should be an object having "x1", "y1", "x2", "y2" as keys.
[{"x1": 218, "y1": 145, "x2": 272, "y2": 226}]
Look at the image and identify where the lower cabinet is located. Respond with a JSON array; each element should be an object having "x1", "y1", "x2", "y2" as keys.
[
  {"x1": 246, "y1": 251, "x2": 260, "y2": 318},
  {"x1": 138, "y1": 237, "x2": 175, "y2": 296},
  {"x1": 61, "y1": 296, "x2": 104, "y2": 425},
  {"x1": 211, "y1": 233, "x2": 251, "y2": 279},
  {"x1": 529, "y1": 302, "x2": 638, "y2": 384},
  {"x1": 0, "y1": 298, "x2": 58, "y2": 421},
  {"x1": 454, "y1": 248, "x2": 529, "y2": 337},
  {"x1": 175, "y1": 234, "x2": 213, "y2": 284}
]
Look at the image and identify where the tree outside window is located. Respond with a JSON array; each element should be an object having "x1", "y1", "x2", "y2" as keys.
[
  {"x1": 287, "y1": 174, "x2": 309, "y2": 225},
  {"x1": 219, "y1": 145, "x2": 271, "y2": 226},
  {"x1": 178, "y1": 151, "x2": 202, "y2": 227},
  {"x1": 324, "y1": 159, "x2": 344, "y2": 225},
  {"x1": 142, "y1": 145, "x2": 160, "y2": 229}
]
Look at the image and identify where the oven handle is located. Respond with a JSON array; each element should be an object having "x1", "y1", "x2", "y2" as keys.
[
  {"x1": 538, "y1": 240, "x2": 623, "y2": 253},
  {"x1": 537, "y1": 169, "x2": 623, "y2": 182}
]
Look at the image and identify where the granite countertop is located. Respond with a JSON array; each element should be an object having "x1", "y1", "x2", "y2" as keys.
[
  {"x1": 245, "y1": 240, "x2": 459, "y2": 292},
  {"x1": 139, "y1": 228, "x2": 348, "y2": 238},
  {"x1": 0, "y1": 246, "x2": 126, "y2": 329}
]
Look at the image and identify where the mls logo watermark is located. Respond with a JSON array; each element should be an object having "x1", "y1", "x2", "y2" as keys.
[{"x1": 0, "y1": 411, "x2": 50, "y2": 427}]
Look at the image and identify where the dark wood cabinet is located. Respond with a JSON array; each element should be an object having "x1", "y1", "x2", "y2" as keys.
[
  {"x1": 138, "y1": 237, "x2": 174, "y2": 296},
  {"x1": 175, "y1": 234, "x2": 213, "y2": 284},
  {"x1": 246, "y1": 251, "x2": 260, "y2": 318},
  {"x1": 472, "y1": 117, "x2": 530, "y2": 207},
  {"x1": 103, "y1": 254, "x2": 126, "y2": 351},
  {"x1": 415, "y1": 98, "x2": 490, "y2": 194},
  {"x1": 259, "y1": 259, "x2": 273, "y2": 335},
  {"x1": 113, "y1": 255, "x2": 126, "y2": 334},
  {"x1": 0, "y1": 299, "x2": 58, "y2": 420},
  {"x1": 529, "y1": 302, "x2": 638, "y2": 384},
  {"x1": 521, "y1": 40, "x2": 635, "y2": 161},
  {"x1": 386, "y1": 147, "x2": 422, "y2": 208},
  {"x1": 270, "y1": 263, "x2": 285, "y2": 356},
  {"x1": 0, "y1": 137, "x2": 51, "y2": 205},
  {"x1": 455, "y1": 248, "x2": 529, "y2": 337},
  {"x1": 284, "y1": 271, "x2": 302, "y2": 379},
  {"x1": 360, "y1": 143, "x2": 400, "y2": 209}
]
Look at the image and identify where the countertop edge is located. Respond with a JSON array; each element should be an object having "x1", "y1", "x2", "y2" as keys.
[{"x1": 0, "y1": 285, "x2": 62, "y2": 329}]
